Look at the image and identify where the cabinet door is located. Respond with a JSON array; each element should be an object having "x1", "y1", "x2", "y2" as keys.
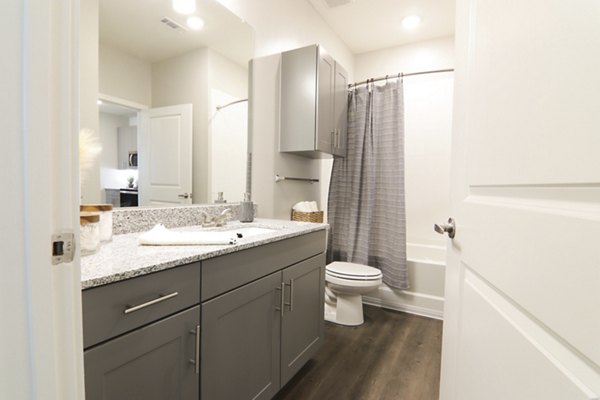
[
  {"x1": 201, "y1": 271, "x2": 282, "y2": 400},
  {"x1": 333, "y1": 62, "x2": 348, "y2": 157},
  {"x1": 84, "y1": 305, "x2": 200, "y2": 400},
  {"x1": 280, "y1": 254, "x2": 325, "y2": 386},
  {"x1": 316, "y1": 50, "x2": 335, "y2": 154}
]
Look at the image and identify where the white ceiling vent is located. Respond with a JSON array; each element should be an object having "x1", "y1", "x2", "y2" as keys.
[
  {"x1": 160, "y1": 16, "x2": 188, "y2": 32},
  {"x1": 322, "y1": 0, "x2": 353, "y2": 7}
]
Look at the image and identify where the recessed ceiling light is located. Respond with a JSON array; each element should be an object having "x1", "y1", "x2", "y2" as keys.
[
  {"x1": 172, "y1": 0, "x2": 196, "y2": 15},
  {"x1": 402, "y1": 15, "x2": 421, "y2": 30},
  {"x1": 186, "y1": 16, "x2": 204, "y2": 30}
]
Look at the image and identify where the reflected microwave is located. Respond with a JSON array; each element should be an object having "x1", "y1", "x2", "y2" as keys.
[{"x1": 128, "y1": 151, "x2": 138, "y2": 168}]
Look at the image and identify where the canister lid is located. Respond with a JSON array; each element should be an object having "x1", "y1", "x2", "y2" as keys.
[
  {"x1": 80, "y1": 211, "x2": 100, "y2": 224},
  {"x1": 80, "y1": 204, "x2": 113, "y2": 212}
]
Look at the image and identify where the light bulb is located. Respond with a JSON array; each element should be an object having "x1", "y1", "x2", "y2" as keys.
[
  {"x1": 402, "y1": 15, "x2": 421, "y2": 30},
  {"x1": 187, "y1": 16, "x2": 204, "y2": 30},
  {"x1": 173, "y1": 0, "x2": 196, "y2": 15}
]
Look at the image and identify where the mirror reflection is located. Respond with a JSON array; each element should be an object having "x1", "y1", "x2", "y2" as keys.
[{"x1": 83, "y1": 0, "x2": 254, "y2": 207}]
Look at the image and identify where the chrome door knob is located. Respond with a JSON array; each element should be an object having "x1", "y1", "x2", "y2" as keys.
[
  {"x1": 434, "y1": 218, "x2": 456, "y2": 239},
  {"x1": 178, "y1": 193, "x2": 191, "y2": 199}
]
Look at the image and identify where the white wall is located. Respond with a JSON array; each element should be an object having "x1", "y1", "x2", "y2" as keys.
[
  {"x1": 207, "y1": 50, "x2": 249, "y2": 203},
  {"x1": 80, "y1": 0, "x2": 100, "y2": 204},
  {"x1": 209, "y1": 90, "x2": 248, "y2": 202},
  {"x1": 216, "y1": 0, "x2": 353, "y2": 71},
  {"x1": 354, "y1": 36, "x2": 455, "y2": 81},
  {"x1": 99, "y1": 43, "x2": 152, "y2": 106}
]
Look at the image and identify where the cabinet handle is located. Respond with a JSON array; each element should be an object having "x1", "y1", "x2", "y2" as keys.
[
  {"x1": 284, "y1": 279, "x2": 294, "y2": 312},
  {"x1": 190, "y1": 324, "x2": 200, "y2": 374},
  {"x1": 275, "y1": 283, "x2": 285, "y2": 317},
  {"x1": 123, "y1": 292, "x2": 179, "y2": 314}
]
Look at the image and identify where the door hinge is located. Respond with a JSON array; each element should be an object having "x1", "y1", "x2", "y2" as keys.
[{"x1": 51, "y1": 232, "x2": 75, "y2": 265}]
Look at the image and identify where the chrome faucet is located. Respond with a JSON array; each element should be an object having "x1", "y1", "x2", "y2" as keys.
[{"x1": 201, "y1": 208, "x2": 232, "y2": 227}]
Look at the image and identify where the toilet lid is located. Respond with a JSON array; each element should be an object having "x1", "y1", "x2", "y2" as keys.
[{"x1": 326, "y1": 262, "x2": 382, "y2": 280}]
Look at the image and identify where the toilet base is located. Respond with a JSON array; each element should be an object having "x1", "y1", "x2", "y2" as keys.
[{"x1": 324, "y1": 293, "x2": 364, "y2": 326}]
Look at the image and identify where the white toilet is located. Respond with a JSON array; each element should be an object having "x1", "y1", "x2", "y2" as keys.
[{"x1": 324, "y1": 261, "x2": 383, "y2": 326}]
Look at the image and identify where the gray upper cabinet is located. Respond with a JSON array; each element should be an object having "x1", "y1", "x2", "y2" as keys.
[{"x1": 280, "y1": 44, "x2": 348, "y2": 158}]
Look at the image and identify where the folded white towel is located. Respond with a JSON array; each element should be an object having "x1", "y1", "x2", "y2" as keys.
[
  {"x1": 139, "y1": 224, "x2": 237, "y2": 246},
  {"x1": 292, "y1": 201, "x2": 319, "y2": 212}
]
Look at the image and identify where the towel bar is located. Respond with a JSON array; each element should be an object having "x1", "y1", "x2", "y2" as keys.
[{"x1": 275, "y1": 174, "x2": 319, "y2": 183}]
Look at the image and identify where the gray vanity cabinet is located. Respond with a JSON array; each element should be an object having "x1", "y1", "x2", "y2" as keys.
[
  {"x1": 84, "y1": 305, "x2": 200, "y2": 400},
  {"x1": 82, "y1": 262, "x2": 201, "y2": 399},
  {"x1": 280, "y1": 254, "x2": 325, "y2": 386},
  {"x1": 201, "y1": 271, "x2": 282, "y2": 400},
  {"x1": 280, "y1": 44, "x2": 348, "y2": 158},
  {"x1": 201, "y1": 255, "x2": 325, "y2": 399},
  {"x1": 82, "y1": 230, "x2": 326, "y2": 400}
]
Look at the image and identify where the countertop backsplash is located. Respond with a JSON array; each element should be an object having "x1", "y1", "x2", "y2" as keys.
[{"x1": 112, "y1": 203, "x2": 259, "y2": 235}]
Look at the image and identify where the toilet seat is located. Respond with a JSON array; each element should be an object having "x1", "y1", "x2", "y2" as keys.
[
  {"x1": 324, "y1": 262, "x2": 382, "y2": 326},
  {"x1": 326, "y1": 262, "x2": 382, "y2": 281}
]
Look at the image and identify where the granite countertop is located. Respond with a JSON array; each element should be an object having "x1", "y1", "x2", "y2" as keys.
[{"x1": 81, "y1": 219, "x2": 328, "y2": 290}]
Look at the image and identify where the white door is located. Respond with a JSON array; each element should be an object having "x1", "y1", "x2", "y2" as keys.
[
  {"x1": 2, "y1": 1, "x2": 84, "y2": 399},
  {"x1": 138, "y1": 104, "x2": 193, "y2": 206},
  {"x1": 439, "y1": 1, "x2": 600, "y2": 399}
]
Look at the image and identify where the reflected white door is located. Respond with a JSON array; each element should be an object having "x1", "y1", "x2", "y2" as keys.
[
  {"x1": 138, "y1": 104, "x2": 193, "y2": 206},
  {"x1": 440, "y1": 1, "x2": 600, "y2": 399}
]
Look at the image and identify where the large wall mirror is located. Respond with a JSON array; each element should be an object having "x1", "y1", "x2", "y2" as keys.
[{"x1": 81, "y1": 0, "x2": 254, "y2": 207}]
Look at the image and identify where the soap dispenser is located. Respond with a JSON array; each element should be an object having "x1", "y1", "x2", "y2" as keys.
[{"x1": 239, "y1": 192, "x2": 254, "y2": 223}]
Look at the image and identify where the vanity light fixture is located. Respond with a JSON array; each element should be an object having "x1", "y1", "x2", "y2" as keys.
[
  {"x1": 401, "y1": 15, "x2": 421, "y2": 30},
  {"x1": 186, "y1": 16, "x2": 205, "y2": 30},
  {"x1": 172, "y1": 0, "x2": 196, "y2": 15}
]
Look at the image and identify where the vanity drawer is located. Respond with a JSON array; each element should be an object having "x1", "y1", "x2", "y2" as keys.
[
  {"x1": 82, "y1": 262, "x2": 201, "y2": 349},
  {"x1": 202, "y1": 230, "x2": 326, "y2": 301}
]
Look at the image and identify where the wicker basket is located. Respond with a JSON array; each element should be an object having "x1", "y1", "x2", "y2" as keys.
[{"x1": 291, "y1": 210, "x2": 324, "y2": 223}]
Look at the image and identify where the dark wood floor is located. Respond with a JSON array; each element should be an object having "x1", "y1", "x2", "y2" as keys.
[{"x1": 275, "y1": 305, "x2": 443, "y2": 400}]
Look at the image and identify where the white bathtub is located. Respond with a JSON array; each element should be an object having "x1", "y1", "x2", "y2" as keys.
[{"x1": 362, "y1": 243, "x2": 446, "y2": 319}]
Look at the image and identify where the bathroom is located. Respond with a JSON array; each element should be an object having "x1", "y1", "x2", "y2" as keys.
[{"x1": 3, "y1": 0, "x2": 599, "y2": 400}]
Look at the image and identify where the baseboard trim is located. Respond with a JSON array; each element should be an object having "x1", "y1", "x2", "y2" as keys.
[{"x1": 363, "y1": 287, "x2": 444, "y2": 320}]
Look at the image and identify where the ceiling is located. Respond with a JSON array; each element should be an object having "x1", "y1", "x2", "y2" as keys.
[
  {"x1": 308, "y1": 0, "x2": 455, "y2": 54},
  {"x1": 99, "y1": 0, "x2": 254, "y2": 65}
]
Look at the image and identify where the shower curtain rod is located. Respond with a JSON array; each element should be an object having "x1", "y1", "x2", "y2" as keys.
[
  {"x1": 348, "y1": 68, "x2": 454, "y2": 88},
  {"x1": 216, "y1": 98, "x2": 248, "y2": 110}
]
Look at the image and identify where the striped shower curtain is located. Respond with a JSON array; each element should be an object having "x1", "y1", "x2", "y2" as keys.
[{"x1": 327, "y1": 79, "x2": 408, "y2": 289}]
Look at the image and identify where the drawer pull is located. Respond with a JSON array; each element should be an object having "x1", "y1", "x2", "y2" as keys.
[{"x1": 123, "y1": 292, "x2": 179, "y2": 314}]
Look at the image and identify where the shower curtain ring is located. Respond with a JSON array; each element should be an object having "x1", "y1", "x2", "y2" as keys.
[{"x1": 385, "y1": 74, "x2": 389, "y2": 83}]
